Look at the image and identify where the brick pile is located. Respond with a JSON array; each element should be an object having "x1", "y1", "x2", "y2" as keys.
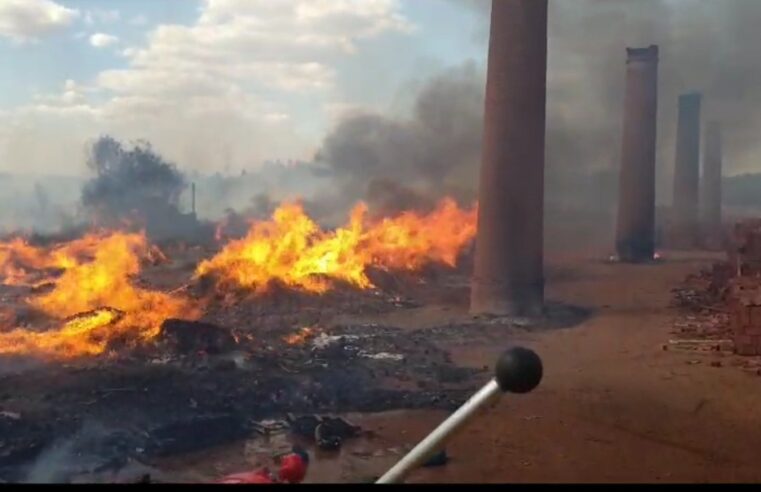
[
  {"x1": 729, "y1": 279, "x2": 761, "y2": 355},
  {"x1": 727, "y1": 220, "x2": 761, "y2": 355},
  {"x1": 730, "y1": 220, "x2": 761, "y2": 276},
  {"x1": 709, "y1": 262, "x2": 735, "y2": 295}
]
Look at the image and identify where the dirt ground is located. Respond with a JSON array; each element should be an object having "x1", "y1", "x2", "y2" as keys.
[{"x1": 160, "y1": 247, "x2": 761, "y2": 484}]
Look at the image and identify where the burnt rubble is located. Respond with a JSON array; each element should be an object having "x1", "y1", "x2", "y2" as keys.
[
  {"x1": 0, "y1": 306, "x2": 501, "y2": 482},
  {"x1": 0, "y1": 233, "x2": 561, "y2": 483}
]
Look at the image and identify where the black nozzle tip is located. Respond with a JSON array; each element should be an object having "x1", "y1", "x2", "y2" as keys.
[{"x1": 495, "y1": 347, "x2": 543, "y2": 394}]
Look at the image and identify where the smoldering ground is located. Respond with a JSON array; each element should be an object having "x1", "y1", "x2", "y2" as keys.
[{"x1": 22, "y1": 421, "x2": 146, "y2": 484}]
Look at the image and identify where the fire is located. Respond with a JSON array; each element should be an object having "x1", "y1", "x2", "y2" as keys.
[
  {"x1": 0, "y1": 309, "x2": 123, "y2": 358},
  {"x1": 196, "y1": 198, "x2": 477, "y2": 295},
  {"x1": 0, "y1": 233, "x2": 107, "y2": 287},
  {"x1": 360, "y1": 198, "x2": 479, "y2": 271},
  {"x1": 0, "y1": 238, "x2": 45, "y2": 285},
  {"x1": 0, "y1": 232, "x2": 198, "y2": 359},
  {"x1": 284, "y1": 327, "x2": 318, "y2": 346},
  {"x1": 0, "y1": 198, "x2": 475, "y2": 358}
]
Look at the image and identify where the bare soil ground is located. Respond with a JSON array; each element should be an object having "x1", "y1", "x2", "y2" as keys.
[
  {"x1": 5, "y1": 216, "x2": 761, "y2": 484},
  {"x1": 158, "y1": 248, "x2": 761, "y2": 484}
]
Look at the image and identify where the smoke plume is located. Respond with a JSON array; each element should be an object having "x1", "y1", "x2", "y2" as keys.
[
  {"x1": 315, "y1": 0, "x2": 761, "y2": 218},
  {"x1": 457, "y1": 0, "x2": 761, "y2": 204},
  {"x1": 315, "y1": 62, "x2": 483, "y2": 213}
]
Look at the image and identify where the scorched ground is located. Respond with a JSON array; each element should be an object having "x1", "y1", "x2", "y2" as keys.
[{"x1": 0, "y1": 199, "x2": 528, "y2": 483}]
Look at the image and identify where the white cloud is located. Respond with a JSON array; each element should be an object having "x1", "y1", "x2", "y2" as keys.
[
  {"x1": 111, "y1": 0, "x2": 412, "y2": 96},
  {"x1": 31, "y1": 79, "x2": 98, "y2": 109},
  {"x1": 89, "y1": 32, "x2": 118, "y2": 48},
  {"x1": 263, "y1": 112, "x2": 290, "y2": 123},
  {"x1": 120, "y1": 47, "x2": 137, "y2": 58},
  {"x1": 0, "y1": 0, "x2": 79, "y2": 43},
  {"x1": 83, "y1": 9, "x2": 120, "y2": 26},
  {"x1": 0, "y1": 0, "x2": 414, "y2": 175}
]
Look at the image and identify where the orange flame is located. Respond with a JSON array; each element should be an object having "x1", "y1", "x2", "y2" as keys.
[
  {"x1": 0, "y1": 309, "x2": 123, "y2": 358},
  {"x1": 196, "y1": 198, "x2": 477, "y2": 295},
  {"x1": 0, "y1": 232, "x2": 198, "y2": 359},
  {"x1": 283, "y1": 326, "x2": 318, "y2": 346},
  {"x1": 0, "y1": 233, "x2": 108, "y2": 286},
  {"x1": 0, "y1": 238, "x2": 46, "y2": 285}
]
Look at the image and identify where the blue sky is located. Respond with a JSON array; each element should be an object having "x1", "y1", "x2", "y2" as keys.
[
  {"x1": 0, "y1": 1, "x2": 484, "y2": 104},
  {"x1": 6, "y1": 0, "x2": 757, "y2": 181},
  {"x1": 0, "y1": 0, "x2": 486, "y2": 176},
  {"x1": 0, "y1": 1, "x2": 201, "y2": 106}
]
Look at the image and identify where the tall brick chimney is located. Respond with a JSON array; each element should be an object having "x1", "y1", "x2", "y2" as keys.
[
  {"x1": 191, "y1": 182, "x2": 197, "y2": 217},
  {"x1": 672, "y1": 93, "x2": 702, "y2": 248},
  {"x1": 471, "y1": 0, "x2": 548, "y2": 317},
  {"x1": 702, "y1": 121, "x2": 723, "y2": 242},
  {"x1": 615, "y1": 46, "x2": 659, "y2": 263}
]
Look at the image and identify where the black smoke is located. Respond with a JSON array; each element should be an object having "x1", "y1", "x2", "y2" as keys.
[
  {"x1": 314, "y1": 0, "x2": 761, "y2": 220},
  {"x1": 313, "y1": 58, "x2": 604, "y2": 215},
  {"x1": 314, "y1": 63, "x2": 483, "y2": 214},
  {"x1": 456, "y1": 0, "x2": 761, "y2": 204}
]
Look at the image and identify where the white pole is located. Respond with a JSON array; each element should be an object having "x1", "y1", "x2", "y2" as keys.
[{"x1": 376, "y1": 379, "x2": 502, "y2": 484}]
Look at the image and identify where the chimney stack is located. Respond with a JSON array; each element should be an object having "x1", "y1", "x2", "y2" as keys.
[
  {"x1": 191, "y1": 182, "x2": 197, "y2": 217},
  {"x1": 672, "y1": 93, "x2": 702, "y2": 248},
  {"x1": 471, "y1": 0, "x2": 548, "y2": 317},
  {"x1": 615, "y1": 46, "x2": 659, "y2": 263},
  {"x1": 702, "y1": 121, "x2": 723, "y2": 243}
]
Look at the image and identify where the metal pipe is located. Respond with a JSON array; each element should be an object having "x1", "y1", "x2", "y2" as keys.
[
  {"x1": 376, "y1": 380, "x2": 501, "y2": 484},
  {"x1": 377, "y1": 347, "x2": 543, "y2": 484}
]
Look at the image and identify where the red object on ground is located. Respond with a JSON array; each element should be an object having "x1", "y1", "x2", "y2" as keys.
[
  {"x1": 215, "y1": 452, "x2": 309, "y2": 485},
  {"x1": 278, "y1": 454, "x2": 308, "y2": 484},
  {"x1": 217, "y1": 468, "x2": 275, "y2": 484}
]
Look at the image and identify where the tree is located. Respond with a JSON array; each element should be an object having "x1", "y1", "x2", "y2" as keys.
[{"x1": 81, "y1": 136, "x2": 186, "y2": 226}]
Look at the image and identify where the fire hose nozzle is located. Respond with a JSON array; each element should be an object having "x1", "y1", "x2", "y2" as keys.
[{"x1": 376, "y1": 347, "x2": 543, "y2": 484}]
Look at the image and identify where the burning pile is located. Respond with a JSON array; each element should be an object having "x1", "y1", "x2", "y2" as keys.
[
  {"x1": 0, "y1": 197, "x2": 476, "y2": 360},
  {"x1": 196, "y1": 198, "x2": 478, "y2": 295},
  {"x1": 0, "y1": 232, "x2": 197, "y2": 359},
  {"x1": 0, "y1": 233, "x2": 105, "y2": 287}
]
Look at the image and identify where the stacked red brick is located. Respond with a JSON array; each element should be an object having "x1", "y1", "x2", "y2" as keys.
[
  {"x1": 732, "y1": 220, "x2": 761, "y2": 276},
  {"x1": 728, "y1": 221, "x2": 761, "y2": 355},
  {"x1": 729, "y1": 279, "x2": 761, "y2": 355}
]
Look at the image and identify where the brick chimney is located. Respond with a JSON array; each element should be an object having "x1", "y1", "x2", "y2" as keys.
[
  {"x1": 672, "y1": 93, "x2": 703, "y2": 248},
  {"x1": 702, "y1": 121, "x2": 723, "y2": 244},
  {"x1": 471, "y1": 0, "x2": 548, "y2": 317},
  {"x1": 615, "y1": 46, "x2": 660, "y2": 263}
]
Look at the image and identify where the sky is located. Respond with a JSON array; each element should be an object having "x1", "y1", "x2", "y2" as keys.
[
  {"x1": 0, "y1": 0, "x2": 486, "y2": 177},
  {"x1": 1, "y1": 0, "x2": 760, "y2": 183}
]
